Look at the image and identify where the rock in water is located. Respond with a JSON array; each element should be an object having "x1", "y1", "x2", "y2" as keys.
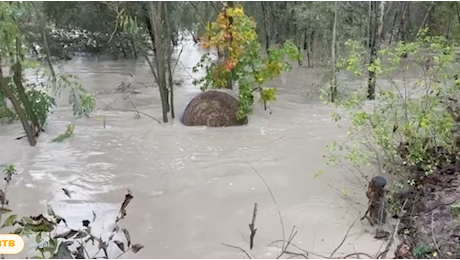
[{"x1": 181, "y1": 90, "x2": 248, "y2": 127}]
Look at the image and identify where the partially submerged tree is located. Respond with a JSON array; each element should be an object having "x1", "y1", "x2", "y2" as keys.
[
  {"x1": 0, "y1": 2, "x2": 95, "y2": 146},
  {"x1": 193, "y1": 4, "x2": 301, "y2": 120}
]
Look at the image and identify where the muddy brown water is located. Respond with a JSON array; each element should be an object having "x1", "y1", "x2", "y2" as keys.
[{"x1": 0, "y1": 40, "x2": 389, "y2": 258}]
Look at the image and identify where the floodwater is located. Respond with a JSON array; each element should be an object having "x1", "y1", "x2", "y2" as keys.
[{"x1": 0, "y1": 40, "x2": 390, "y2": 258}]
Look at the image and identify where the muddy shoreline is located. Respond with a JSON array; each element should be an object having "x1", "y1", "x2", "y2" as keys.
[{"x1": 392, "y1": 158, "x2": 460, "y2": 259}]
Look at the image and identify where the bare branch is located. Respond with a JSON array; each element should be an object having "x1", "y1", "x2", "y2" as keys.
[
  {"x1": 343, "y1": 252, "x2": 375, "y2": 259},
  {"x1": 172, "y1": 46, "x2": 184, "y2": 75},
  {"x1": 249, "y1": 164, "x2": 285, "y2": 249},
  {"x1": 221, "y1": 243, "x2": 251, "y2": 259},
  {"x1": 96, "y1": 97, "x2": 162, "y2": 124},
  {"x1": 330, "y1": 216, "x2": 359, "y2": 258}
]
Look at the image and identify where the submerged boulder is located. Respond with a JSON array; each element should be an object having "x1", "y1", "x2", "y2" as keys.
[{"x1": 181, "y1": 90, "x2": 248, "y2": 127}]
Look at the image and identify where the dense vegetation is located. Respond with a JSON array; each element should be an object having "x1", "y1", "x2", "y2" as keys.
[{"x1": 2, "y1": 1, "x2": 460, "y2": 258}]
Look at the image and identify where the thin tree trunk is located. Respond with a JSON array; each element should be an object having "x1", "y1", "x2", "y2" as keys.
[
  {"x1": 0, "y1": 58, "x2": 36, "y2": 146},
  {"x1": 170, "y1": 21, "x2": 178, "y2": 47},
  {"x1": 130, "y1": 35, "x2": 138, "y2": 60},
  {"x1": 13, "y1": 37, "x2": 40, "y2": 133},
  {"x1": 39, "y1": 19, "x2": 55, "y2": 78},
  {"x1": 149, "y1": 2, "x2": 168, "y2": 123},
  {"x1": 368, "y1": 1, "x2": 385, "y2": 100},
  {"x1": 366, "y1": 1, "x2": 372, "y2": 48},
  {"x1": 456, "y1": 2, "x2": 460, "y2": 26},
  {"x1": 446, "y1": 3, "x2": 454, "y2": 41},
  {"x1": 224, "y1": 1, "x2": 234, "y2": 90},
  {"x1": 189, "y1": 30, "x2": 198, "y2": 44},
  {"x1": 399, "y1": 1, "x2": 410, "y2": 57},
  {"x1": 331, "y1": 1, "x2": 338, "y2": 102},
  {"x1": 388, "y1": 2, "x2": 400, "y2": 45},
  {"x1": 309, "y1": 30, "x2": 315, "y2": 67},
  {"x1": 164, "y1": 4, "x2": 175, "y2": 119},
  {"x1": 417, "y1": 1, "x2": 435, "y2": 37},
  {"x1": 261, "y1": 2, "x2": 270, "y2": 55}
]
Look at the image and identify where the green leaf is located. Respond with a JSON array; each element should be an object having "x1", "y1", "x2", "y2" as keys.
[
  {"x1": 131, "y1": 243, "x2": 144, "y2": 254},
  {"x1": 44, "y1": 238, "x2": 57, "y2": 255},
  {"x1": 1, "y1": 214, "x2": 17, "y2": 228},
  {"x1": 54, "y1": 229, "x2": 77, "y2": 240},
  {"x1": 56, "y1": 242, "x2": 73, "y2": 259},
  {"x1": 36, "y1": 232, "x2": 42, "y2": 244},
  {"x1": 113, "y1": 240, "x2": 125, "y2": 252},
  {"x1": 23, "y1": 216, "x2": 54, "y2": 233},
  {"x1": 122, "y1": 228, "x2": 131, "y2": 247}
]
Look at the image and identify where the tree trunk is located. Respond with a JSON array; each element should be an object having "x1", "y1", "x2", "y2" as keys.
[
  {"x1": 164, "y1": 4, "x2": 175, "y2": 119},
  {"x1": 417, "y1": 1, "x2": 435, "y2": 37},
  {"x1": 331, "y1": 1, "x2": 338, "y2": 102},
  {"x1": 169, "y1": 20, "x2": 179, "y2": 47},
  {"x1": 130, "y1": 35, "x2": 138, "y2": 60},
  {"x1": 223, "y1": 1, "x2": 234, "y2": 90},
  {"x1": 366, "y1": 1, "x2": 372, "y2": 48},
  {"x1": 367, "y1": 1, "x2": 385, "y2": 100},
  {"x1": 39, "y1": 16, "x2": 55, "y2": 79},
  {"x1": 388, "y1": 2, "x2": 400, "y2": 45},
  {"x1": 399, "y1": 1, "x2": 410, "y2": 57},
  {"x1": 0, "y1": 58, "x2": 36, "y2": 146},
  {"x1": 13, "y1": 37, "x2": 40, "y2": 133},
  {"x1": 309, "y1": 30, "x2": 315, "y2": 68},
  {"x1": 456, "y1": 2, "x2": 460, "y2": 27},
  {"x1": 446, "y1": 3, "x2": 454, "y2": 42},
  {"x1": 149, "y1": 2, "x2": 169, "y2": 123},
  {"x1": 261, "y1": 2, "x2": 270, "y2": 55}
]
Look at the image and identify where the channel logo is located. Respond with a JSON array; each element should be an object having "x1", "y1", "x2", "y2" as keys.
[{"x1": 0, "y1": 234, "x2": 25, "y2": 254}]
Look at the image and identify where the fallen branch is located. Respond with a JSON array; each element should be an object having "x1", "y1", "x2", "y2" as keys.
[
  {"x1": 129, "y1": 99, "x2": 141, "y2": 119},
  {"x1": 249, "y1": 203, "x2": 257, "y2": 250},
  {"x1": 172, "y1": 46, "x2": 184, "y2": 75},
  {"x1": 330, "y1": 216, "x2": 359, "y2": 258},
  {"x1": 97, "y1": 97, "x2": 161, "y2": 124},
  {"x1": 221, "y1": 243, "x2": 251, "y2": 259}
]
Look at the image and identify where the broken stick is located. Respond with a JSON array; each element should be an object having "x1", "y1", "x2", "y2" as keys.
[{"x1": 249, "y1": 203, "x2": 257, "y2": 249}]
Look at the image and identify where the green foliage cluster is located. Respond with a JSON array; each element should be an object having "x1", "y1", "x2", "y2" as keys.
[
  {"x1": 321, "y1": 30, "x2": 460, "y2": 190},
  {"x1": 0, "y1": 2, "x2": 95, "y2": 133},
  {"x1": 192, "y1": 5, "x2": 301, "y2": 119}
]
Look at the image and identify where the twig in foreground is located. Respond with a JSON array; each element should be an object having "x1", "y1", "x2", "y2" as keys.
[
  {"x1": 130, "y1": 99, "x2": 141, "y2": 119},
  {"x1": 330, "y1": 216, "x2": 359, "y2": 258},
  {"x1": 277, "y1": 226, "x2": 298, "y2": 259},
  {"x1": 221, "y1": 243, "x2": 252, "y2": 259},
  {"x1": 268, "y1": 240, "x2": 327, "y2": 259},
  {"x1": 249, "y1": 203, "x2": 257, "y2": 250},
  {"x1": 249, "y1": 164, "x2": 286, "y2": 250},
  {"x1": 286, "y1": 251, "x2": 309, "y2": 259},
  {"x1": 172, "y1": 46, "x2": 184, "y2": 75},
  {"x1": 343, "y1": 252, "x2": 374, "y2": 259}
]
